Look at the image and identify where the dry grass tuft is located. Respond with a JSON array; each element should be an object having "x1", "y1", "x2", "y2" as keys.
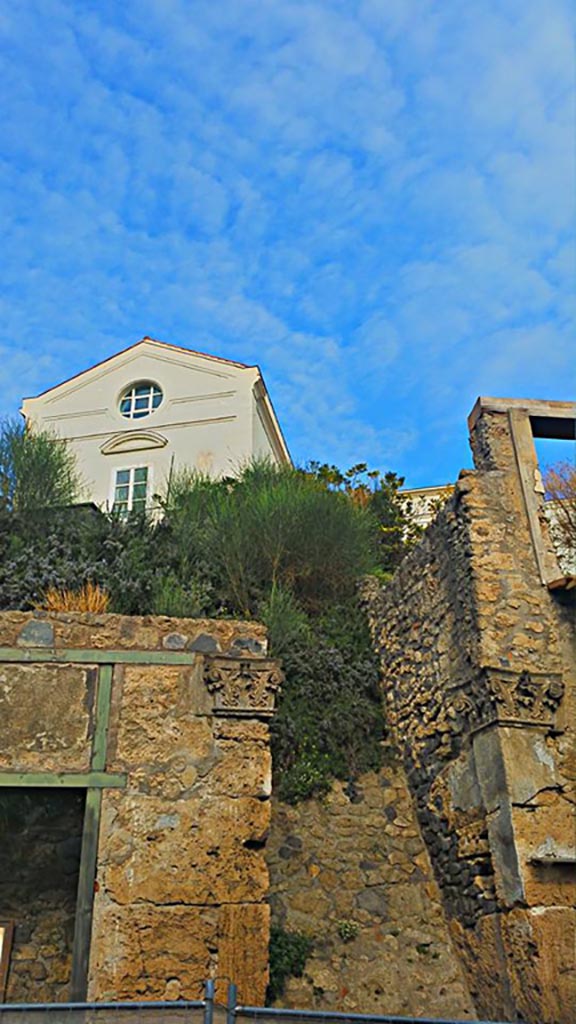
[{"x1": 38, "y1": 581, "x2": 110, "y2": 613}]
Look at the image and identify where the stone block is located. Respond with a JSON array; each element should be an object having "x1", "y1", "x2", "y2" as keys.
[
  {"x1": 17, "y1": 619, "x2": 54, "y2": 647},
  {"x1": 88, "y1": 902, "x2": 218, "y2": 1000},
  {"x1": 501, "y1": 906, "x2": 576, "y2": 1024},
  {"x1": 0, "y1": 663, "x2": 94, "y2": 771},
  {"x1": 218, "y1": 903, "x2": 270, "y2": 1005},
  {"x1": 109, "y1": 664, "x2": 215, "y2": 770},
  {"x1": 499, "y1": 727, "x2": 557, "y2": 804},
  {"x1": 98, "y1": 790, "x2": 270, "y2": 905},
  {"x1": 162, "y1": 632, "x2": 188, "y2": 650}
]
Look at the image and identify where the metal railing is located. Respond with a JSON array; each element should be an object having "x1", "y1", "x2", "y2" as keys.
[
  {"x1": 0, "y1": 980, "x2": 516, "y2": 1024},
  {"x1": 224, "y1": 982, "x2": 516, "y2": 1024},
  {"x1": 0, "y1": 982, "x2": 214, "y2": 1024}
]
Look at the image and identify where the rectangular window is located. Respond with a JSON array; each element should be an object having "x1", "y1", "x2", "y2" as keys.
[{"x1": 113, "y1": 466, "x2": 149, "y2": 514}]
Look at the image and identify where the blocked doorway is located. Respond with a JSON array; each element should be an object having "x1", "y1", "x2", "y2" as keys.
[{"x1": 0, "y1": 788, "x2": 85, "y2": 1002}]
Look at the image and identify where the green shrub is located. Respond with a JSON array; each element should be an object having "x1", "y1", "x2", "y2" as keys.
[
  {"x1": 258, "y1": 584, "x2": 311, "y2": 657},
  {"x1": 337, "y1": 919, "x2": 359, "y2": 942},
  {"x1": 0, "y1": 506, "x2": 167, "y2": 614},
  {"x1": 268, "y1": 595, "x2": 384, "y2": 803},
  {"x1": 0, "y1": 417, "x2": 83, "y2": 513},
  {"x1": 267, "y1": 927, "x2": 314, "y2": 1003},
  {"x1": 150, "y1": 572, "x2": 214, "y2": 618},
  {"x1": 0, "y1": 456, "x2": 393, "y2": 803},
  {"x1": 163, "y1": 460, "x2": 377, "y2": 616}
]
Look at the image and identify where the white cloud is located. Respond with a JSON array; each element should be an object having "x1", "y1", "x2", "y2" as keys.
[{"x1": 0, "y1": 0, "x2": 573, "y2": 484}]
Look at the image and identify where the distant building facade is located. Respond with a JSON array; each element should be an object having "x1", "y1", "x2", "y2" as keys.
[
  {"x1": 22, "y1": 337, "x2": 290, "y2": 513},
  {"x1": 399, "y1": 483, "x2": 454, "y2": 529}
]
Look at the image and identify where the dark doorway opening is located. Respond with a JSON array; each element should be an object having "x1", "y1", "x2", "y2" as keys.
[{"x1": 0, "y1": 788, "x2": 85, "y2": 1003}]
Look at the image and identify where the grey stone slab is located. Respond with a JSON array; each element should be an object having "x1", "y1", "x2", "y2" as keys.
[{"x1": 17, "y1": 620, "x2": 55, "y2": 647}]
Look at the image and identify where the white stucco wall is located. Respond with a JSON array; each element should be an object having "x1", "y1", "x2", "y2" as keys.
[
  {"x1": 399, "y1": 484, "x2": 454, "y2": 529},
  {"x1": 21, "y1": 339, "x2": 289, "y2": 509}
]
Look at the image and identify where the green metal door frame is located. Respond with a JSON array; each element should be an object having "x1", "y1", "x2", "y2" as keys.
[{"x1": 0, "y1": 646, "x2": 198, "y2": 1000}]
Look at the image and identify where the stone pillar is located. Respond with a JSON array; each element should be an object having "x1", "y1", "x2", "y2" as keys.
[
  {"x1": 365, "y1": 398, "x2": 576, "y2": 1024},
  {"x1": 464, "y1": 400, "x2": 576, "y2": 1023},
  {"x1": 90, "y1": 653, "x2": 282, "y2": 1005}
]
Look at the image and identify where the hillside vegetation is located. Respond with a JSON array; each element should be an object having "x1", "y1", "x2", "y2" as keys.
[{"x1": 0, "y1": 419, "x2": 419, "y2": 800}]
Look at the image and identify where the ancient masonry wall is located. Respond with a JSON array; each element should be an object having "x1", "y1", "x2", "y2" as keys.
[
  {"x1": 0, "y1": 791, "x2": 83, "y2": 1002},
  {"x1": 364, "y1": 403, "x2": 576, "y2": 1024},
  {"x1": 0, "y1": 611, "x2": 281, "y2": 1005},
  {"x1": 267, "y1": 764, "x2": 475, "y2": 1019}
]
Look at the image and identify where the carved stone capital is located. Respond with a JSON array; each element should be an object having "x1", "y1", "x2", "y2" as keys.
[
  {"x1": 204, "y1": 656, "x2": 282, "y2": 717},
  {"x1": 450, "y1": 668, "x2": 564, "y2": 731}
]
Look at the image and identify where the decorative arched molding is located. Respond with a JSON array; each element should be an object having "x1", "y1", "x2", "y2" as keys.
[{"x1": 100, "y1": 430, "x2": 168, "y2": 455}]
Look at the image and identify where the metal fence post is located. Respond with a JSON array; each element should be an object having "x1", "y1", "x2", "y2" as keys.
[
  {"x1": 204, "y1": 979, "x2": 215, "y2": 1024},
  {"x1": 226, "y1": 982, "x2": 238, "y2": 1024}
]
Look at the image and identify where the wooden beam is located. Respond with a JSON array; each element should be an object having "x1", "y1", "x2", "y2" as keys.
[
  {"x1": 0, "y1": 647, "x2": 198, "y2": 665},
  {"x1": 508, "y1": 409, "x2": 564, "y2": 587},
  {"x1": 469, "y1": 396, "x2": 576, "y2": 430},
  {"x1": 91, "y1": 664, "x2": 113, "y2": 771},
  {"x1": 0, "y1": 771, "x2": 126, "y2": 787},
  {"x1": 70, "y1": 788, "x2": 102, "y2": 1000},
  {"x1": 71, "y1": 663, "x2": 119, "y2": 999}
]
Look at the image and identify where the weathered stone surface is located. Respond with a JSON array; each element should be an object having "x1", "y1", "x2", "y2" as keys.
[
  {"x1": 17, "y1": 619, "x2": 54, "y2": 647},
  {"x1": 0, "y1": 611, "x2": 267, "y2": 654},
  {"x1": 229, "y1": 636, "x2": 267, "y2": 655},
  {"x1": 88, "y1": 903, "x2": 218, "y2": 1000},
  {"x1": 162, "y1": 631, "x2": 188, "y2": 650},
  {"x1": 218, "y1": 904, "x2": 271, "y2": 1005},
  {"x1": 0, "y1": 663, "x2": 94, "y2": 771},
  {"x1": 99, "y1": 790, "x2": 270, "y2": 905},
  {"x1": 204, "y1": 656, "x2": 282, "y2": 717},
  {"x1": 188, "y1": 633, "x2": 220, "y2": 653},
  {"x1": 268, "y1": 768, "x2": 475, "y2": 1018},
  {"x1": 364, "y1": 401, "x2": 576, "y2": 1024},
  {"x1": 108, "y1": 664, "x2": 215, "y2": 772},
  {"x1": 0, "y1": 790, "x2": 83, "y2": 1002},
  {"x1": 0, "y1": 611, "x2": 276, "y2": 1006}
]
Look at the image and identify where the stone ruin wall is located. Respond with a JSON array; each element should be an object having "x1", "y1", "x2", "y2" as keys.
[
  {"x1": 0, "y1": 611, "x2": 281, "y2": 1005},
  {"x1": 1, "y1": 400, "x2": 574, "y2": 1022},
  {"x1": 364, "y1": 402, "x2": 576, "y2": 1024},
  {"x1": 0, "y1": 790, "x2": 83, "y2": 1002},
  {"x1": 267, "y1": 764, "x2": 475, "y2": 1019}
]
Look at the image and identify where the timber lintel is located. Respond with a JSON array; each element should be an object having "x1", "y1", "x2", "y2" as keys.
[
  {"x1": 0, "y1": 647, "x2": 198, "y2": 665},
  {"x1": 0, "y1": 771, "x2": 127, "y2": 788}
]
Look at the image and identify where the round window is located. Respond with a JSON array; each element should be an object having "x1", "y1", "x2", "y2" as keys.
[{"x1": 119, "y1": 381, "x2": 163, "y2": 419}]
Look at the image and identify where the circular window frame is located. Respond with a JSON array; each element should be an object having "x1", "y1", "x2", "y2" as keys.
[{"x1": 118, "y1": 380, "x2": 164, "y2": 421}]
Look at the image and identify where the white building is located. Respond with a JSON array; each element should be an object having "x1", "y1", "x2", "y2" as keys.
[
  {"x1": 21, "y1": 337, "x2": 291, "y2": 513},
  {"x1": 399, "y1": 483, "x2": 454, "y2": 529}
]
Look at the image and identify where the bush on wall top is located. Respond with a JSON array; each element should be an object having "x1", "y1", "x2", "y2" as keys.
[{"x1": 0, "y1": 425, "x2": 418, "y2": 801}]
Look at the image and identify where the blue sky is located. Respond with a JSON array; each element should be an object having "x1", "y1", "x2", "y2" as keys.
[{"x1": 0, "y1": 0, "x2": 574, "y2": 485}]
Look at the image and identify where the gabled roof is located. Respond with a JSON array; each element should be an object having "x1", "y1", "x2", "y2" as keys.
[
  {"x1": 24, "y1": 336, "x2": 256, "y2": 401},
  {"x1": 22, "y1": 335, "x2": 292, "y2": 465}
]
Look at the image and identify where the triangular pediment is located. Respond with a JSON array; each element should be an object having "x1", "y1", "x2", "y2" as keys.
[{"x1": 25, "y1": 338, "x2": 254, "y2": 408}]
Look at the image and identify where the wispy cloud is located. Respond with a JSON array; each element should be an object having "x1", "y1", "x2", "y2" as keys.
[{"x1": 0, "y1": 0, "x2": 573, "y2": 483}]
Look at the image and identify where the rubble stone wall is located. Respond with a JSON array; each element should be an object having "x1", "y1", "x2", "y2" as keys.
[
  {"x1": 267, "y1": 764, "x2": 475, "y2": 1019},
  {"x1": 0, "y1": 791, "x2": 83, "y2": 1002},
  {"x1": 364, "y1": 404, "x2": 576, "y2": 1024},
  {"x1": 0, "y1": 611, "x2": 279, "y2": 1006}
]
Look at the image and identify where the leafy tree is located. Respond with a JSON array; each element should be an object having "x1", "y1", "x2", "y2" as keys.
[
  {"x1": 305, "y1": 460, "x2": 422, "y2": 572},
  {"x1": 0, "y1": 417, "x2": 82, "y2": 514}
]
